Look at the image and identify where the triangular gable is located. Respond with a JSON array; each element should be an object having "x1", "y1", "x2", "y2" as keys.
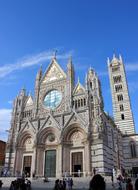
[
  {"x1": 64, "y1": 110, "x2": 87, "y2": 129},
  {"x1": 25, "y1": 96, "x2": 33, "y2": 106},
  {"x1": 42, "y1": 58, "x2": 66, "y2": 83},
  {"x1": 73, "y1": 82, "x2": 85, "y2": 95},
  {"x1": 38, "y1": 112, "x2": 61, "y2": 135},
  {"x1": 18, "y1": 119, "x2": 36, "y2": 135}
]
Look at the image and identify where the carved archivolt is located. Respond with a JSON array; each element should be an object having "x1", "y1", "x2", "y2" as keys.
[
  {"x1": 37, "y1": 127, "x2": 60, "y2": 144},
  {"x1": 62, "y1": 124, "x2": 87, "y2": 142}
]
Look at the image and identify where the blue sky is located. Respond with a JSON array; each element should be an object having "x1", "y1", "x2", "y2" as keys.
[{"x1": 0, "y1": 0, "x2": 138, "y2": 141}]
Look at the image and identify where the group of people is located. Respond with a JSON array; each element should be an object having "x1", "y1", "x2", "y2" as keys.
[
  {"x1": 116, "y1": 175, "x2": 138, "y2": 190},
  {"x1": 9, "y1": 178, "x2": 31, "y2": 190},
  {"x1": 89, "y1": 173, "x2": 138, "y2": 190},
  {"x1": 53, "y1": 178, "x2": 73, "y2": 190}
]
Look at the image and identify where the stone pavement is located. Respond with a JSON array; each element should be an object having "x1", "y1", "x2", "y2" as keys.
[{"x1": 0, "y1": 176, "x2": 136, "y2": 190}]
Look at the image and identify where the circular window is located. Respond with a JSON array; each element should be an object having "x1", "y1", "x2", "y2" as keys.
[
  {"x1": 48, "y1": 134, "x2": 55, "y2": 142},
  {"x1": 43, "y1": 90, "x2": 62, "y2": 109}
]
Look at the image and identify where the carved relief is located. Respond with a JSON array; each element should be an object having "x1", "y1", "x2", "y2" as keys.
[
  {"x1": 43, "y1": 64, "x2": 64, "y2": 83},
  {"x1": 24, "y1": 137, "x2": 33, "y2": 151},
  {"x1": 71, "y1": 131, "x2": 83, "y2": 146}
]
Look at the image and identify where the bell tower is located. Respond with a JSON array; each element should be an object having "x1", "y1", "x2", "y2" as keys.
[{"x1": 108, "y1": 54, "x2": 135, "y2": 134}]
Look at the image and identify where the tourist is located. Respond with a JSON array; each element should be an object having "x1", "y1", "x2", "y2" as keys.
[
  {"x1": 117, "y1": 175, "x2": 123, "y2": 190},
  {"x1": 0, "y1": 180, "x2": 3, "y2": 189},
  {"x1": 93, "y1": 168, "x2": 96, "y2": 175},
  {"x1": 70, "y1": 178, "x2": 73, "y2": 190},
  {"x1": 89, "y1": 174, "x2": 106, "y2": 190},
  {"x1": 54, "y1": 179, "x2": 60, "y2": 190},
  {"x1": 63, "y1": 178, "x2": 66, "y2": 190},
  {"x1": 126, "y1": 178, "x2": 133, "y2": 190},
  {"x1": 135, "y1": 178, "x2": 138, "y2": 190}
]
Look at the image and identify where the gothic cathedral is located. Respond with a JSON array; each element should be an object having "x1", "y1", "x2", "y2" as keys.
[{"x1": 5, "y1": 55, "x2": 138, "y2": 177}]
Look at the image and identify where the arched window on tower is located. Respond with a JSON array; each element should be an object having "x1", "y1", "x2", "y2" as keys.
[
  {"x1": 75, "y1": 100, "x2": 77, "y2": 109},
  {"x1": 78, "y1": 99, "x2": 80, "y2": 107},
  {"x1": 121, "y1": 114, "x2": 125, "y2": 120},
  {"x1": 81, "y1": 99, "x2": 83, "y2": 106},
  {"x1": 90, "y1": 82, "x2": 92, "y2": 89},
  {"x1": 130, "y1": 141, "x2": 137, "y2": 158},
  {"x1": 84, "y1": 98, "x2": 86, "y2": 106},
  {"x1": 91, "y1": 95, "x2": 93, "y2": 102}
]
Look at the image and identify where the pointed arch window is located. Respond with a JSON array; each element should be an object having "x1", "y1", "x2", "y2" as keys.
[
  {"x1": 130, "y1": 141, "x2": 137, "y2": 158},
  {"x1": 84, "y1": 98, "x2": 86, "y2": 106},
  {"x1": 78, "y1": 99, "x2": 80, "y2": 107}
]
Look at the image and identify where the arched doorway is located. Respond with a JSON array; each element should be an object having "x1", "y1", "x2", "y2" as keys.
[
  {"x1": 37, "y1": 127, "x2": 60, "y2": 177},
  {"x1": 15, "y1": 132, "x2": 34, "y2": 177},
  {"x1": 62, "y1": 124, "x2": 89, "y2": 177}
]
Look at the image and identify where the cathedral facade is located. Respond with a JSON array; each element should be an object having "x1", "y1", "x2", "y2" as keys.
[{"x1": 5, "y1": 55, "x2": 138, "y2": 177}]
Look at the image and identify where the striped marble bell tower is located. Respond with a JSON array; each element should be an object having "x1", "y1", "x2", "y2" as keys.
[{"x1": 108, "y1": 54, "x2": 135, "y2": 135}]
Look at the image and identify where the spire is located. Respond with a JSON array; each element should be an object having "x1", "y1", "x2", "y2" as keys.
[
  {"x1": 112, "y1": 53, "x2": 119, "y2": 64},
  {"x1": 119, "y1": 54, "x2": 123, "y2": 62},
  {"x1": 85, "y1": 72, "x2": 88, "y2": 90},
  {"x1": 19, "y1": 87, "x2": 26, "y2": 96},
  {"x1": 107, "y1": 57, "x2": 110, "y2": 66},
  {"x1": 36, "y1": 65, "x2": 42, "y2": 80},
  {"x1": 77, "y1": 77, "x2": 80, "y2": 84},
  {"x1": 53, "y1": 50, "x2": 58, "y2": 60},
  {"x1": 68, "y1": 55, "x2": 72, "y2": 65},
  {"x1": 113, "y1": 53, "x2": 116, "y2": 59},
  {"x1": 67, "y1": 55, "x2": 73, "y2": 69}
]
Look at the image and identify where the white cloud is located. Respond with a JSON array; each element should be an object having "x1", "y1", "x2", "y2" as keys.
[
  {"x1": 8, "y1": 100, "x2": 13, "y2": 105},
  {"x1": 0, "y1": 109, "x2": 12, "y2": 141},
  {"x1": 0, "y1": 50, "x2": 72, "y2": 78},
  {"x1": 126, "y1": 63, "x2": 138, "y2": 72}
]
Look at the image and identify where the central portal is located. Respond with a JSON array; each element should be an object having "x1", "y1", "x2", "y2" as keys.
[
  {"x1": 72, "y1": 152, "x2": 83, "y2": 177},
  {"x1": 45, "y1": 150, "x2": 56, "y2": 177}
]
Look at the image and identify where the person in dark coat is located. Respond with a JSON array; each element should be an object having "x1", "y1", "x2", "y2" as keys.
[
  {"x1": 126, "y1": 178, "x2": 133, "y2": 190},
  {"x1": 0, "y1": 180, "x2": 3, "y2": 189},
  {"x1": 135, "y1": 178, "x2": 138, "y2": 190},
  {"x1": 89, "y1": 174, "x2": 106, "y2": 190}
]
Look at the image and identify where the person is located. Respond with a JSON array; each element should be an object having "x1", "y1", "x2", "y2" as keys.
[
  {"x1": 126, "y1": 178, "x2": 133, "y2": 190},
  {"x1": 111, "y1": 174, "x2": 114, "y2": 187},
  {"x1": 54, "y1": 179, "x2": 60, "y2": 190},
  {"x1": 59, "y1": 180, "x2": 63, "y2": 190},
  {"x1": 135, "y1": 178, "x2": 138, "y2": 190},
  {"x1": 63, "y1": 178, "x2": 66, "y2": 190},
  {"x1": 89, "y1": 174, "x2": 106, "y2": 190},
  {"x1": 78, "y1": 169, "x2": 81, "y2": 177},
  {"x1": 0, "y1": 180, "x2": 3, "y2": 189},
  {"x1": 43, "y1": 176, "x2": 49, "y2": 182},
  {"x1": 70, "y1": 178, "x2": 73, "y2": 190},
  {"x1": 93, "y1": 168, "x2": 96, "y2": 175},
  {"x1": 0, "y1": 170, "x2": 3, "y2": 177}
]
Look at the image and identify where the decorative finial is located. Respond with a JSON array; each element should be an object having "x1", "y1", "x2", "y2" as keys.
[
  {"x1": 78, "y1": 77, "x2": 80, "y2": 83},
  {"x1": 113, "y1": 53, "x2": 116, "y2": 59},
  {"x1": 119, "y1": 54, "x2": 123, "y2": 62},
  {"x1": 107, "y1": 57, "x2": 110, "y2": 65},
  {"x1": 53, "y1": 50, "x2": 58, "y2": 59}
]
